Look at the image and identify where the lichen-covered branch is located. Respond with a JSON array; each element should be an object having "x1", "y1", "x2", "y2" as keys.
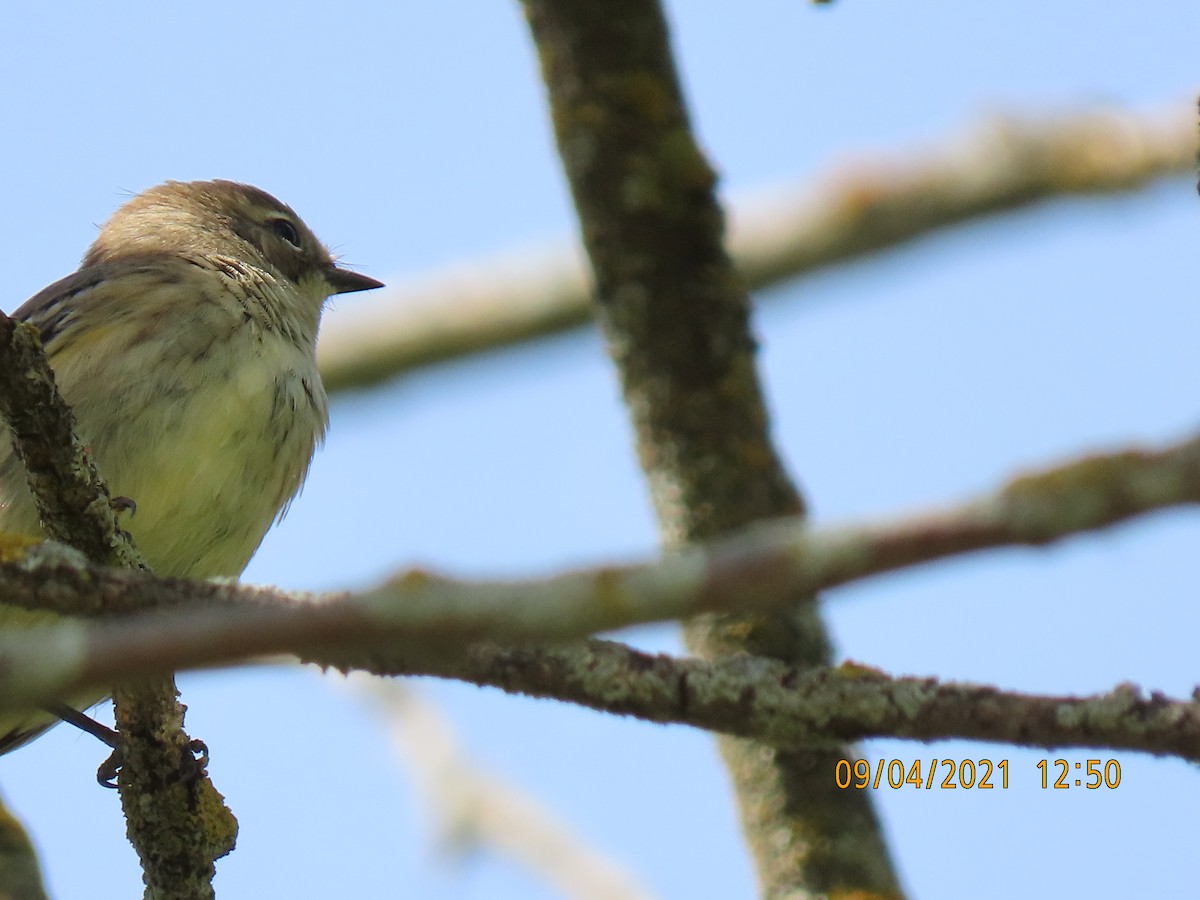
[
  {"x1": 518, "y1": 2, "x2": 899, "y2": 894},
  {"x1": 0, "y1": 430, "x2": 1196, "y2": 711},
  {"x1": 317, "y1": 104, "x2": 1193, "y2": 393},
  {"x1": 1, "y1": 433, "x2": 1199, "y2": 763},
  {"x1": 397, "y1": 642, "x2": 1200, "y2": 762},
  {"x1": 9, "y1": 599, "x2": 1200, "y2": 765},
  {"x1": 0, "y1": 317, "x2": 145, "y2": 572},
  {"x1": 0, "y1": 312, "x2": 234, "y2": 900}
]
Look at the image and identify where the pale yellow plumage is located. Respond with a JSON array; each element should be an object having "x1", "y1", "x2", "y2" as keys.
[{"x1": 0, "y1": 180, "x2": 382, "y2": 751}]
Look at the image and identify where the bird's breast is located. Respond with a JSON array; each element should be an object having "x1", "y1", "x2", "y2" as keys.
[{"x1": 70, "y1": 325, "x2": 327, "y2": 578}]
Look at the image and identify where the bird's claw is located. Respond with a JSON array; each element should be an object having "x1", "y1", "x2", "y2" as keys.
[
  {"x1": 97, "y1": 737, "x2": 210, "y2": 789},
  {"x1": 109, "y1": 496, "x2": 137, "y2": 517}
]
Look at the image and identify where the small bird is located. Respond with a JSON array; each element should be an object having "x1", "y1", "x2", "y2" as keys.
[{"x1": 0, "y1": 180, "x2": 383, "y2": 753}]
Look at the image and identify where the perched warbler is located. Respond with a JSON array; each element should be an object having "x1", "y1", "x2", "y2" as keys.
[{"x1": 0, "y1": 180, "x2": 383, "y2": 752}]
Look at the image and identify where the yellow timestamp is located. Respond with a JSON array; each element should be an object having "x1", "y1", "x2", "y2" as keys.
[
  {"x1": 835, "y1": 758, "x2": 1009, "y2": 790},
  {"x1": 1037, "y1": 758, "x2": 1121, "y2": 789}
]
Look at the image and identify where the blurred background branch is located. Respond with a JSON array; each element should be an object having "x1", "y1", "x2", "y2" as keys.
[
  {"x1": 356, "y1": 677, "x2": 657, "y2": 900},
  {"x1": 318, "y1": 103, "x2": 1193, "y2": 393}
]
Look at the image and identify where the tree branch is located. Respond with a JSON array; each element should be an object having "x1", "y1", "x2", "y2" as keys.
[
  {"x1": 0, "y1": 430, "x2": 1195, "y2": 711},
  {"x1": 8, "y1": 598, "x2": 1200, "y2": 764},
  {"x1": 395, "y1": 642, "x2": 1200, "y2": 763},
  {"x1": 360, "y1": 678, "x2": 656, "y2": 900},
  {"x1": 0, "y1": 318, "x2": 145, "y2": 572},
  {"x1": 317, "y1": 104, "x2": 1193, "y2": 392},
  {"x1": 0, "y1": 313, "x2": 234, "y2": 900},
  {"x1": 517, "y1": 1, "x2": 902, "y2": 893},
  {"x1": 0, "y1": 431, "x2": 1198, "y2": 765}
]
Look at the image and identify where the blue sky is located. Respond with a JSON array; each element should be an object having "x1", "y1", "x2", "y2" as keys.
[{"x1": 1, "y1": 3, "x2": 1197, "y2": 897}]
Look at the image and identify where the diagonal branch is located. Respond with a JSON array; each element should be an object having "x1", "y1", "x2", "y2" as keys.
[
  {"x1": 0, "y1": 430, "x2": 1196, "y2": 710},
  {"x1": 6, "y1": 600, "x2": 1200, "y2": 763},
  {"x1": 360, "y1": 678, "x2": 657, "y2": 900},
  {"x1": 0, "y1": 313, "x2": 235, "y2": 900},
  {"x1": 0, "y1": 433, "x2": 1198, "y2": 761},
  {"x1": 317, "y1": 104, "x2": 1194, "y2": 392},
  {"x1": 399, "y1": 642, "x2": 1200, "y2": 763}
]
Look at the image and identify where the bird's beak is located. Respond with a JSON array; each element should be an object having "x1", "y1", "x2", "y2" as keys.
[{"x1": 325, "y1": 265, "x2": 385, "y2": 295}]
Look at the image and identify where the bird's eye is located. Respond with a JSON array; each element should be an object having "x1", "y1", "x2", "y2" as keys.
[{"x1": 269, "y1": 218, "x2": 302, "y2": 249}]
